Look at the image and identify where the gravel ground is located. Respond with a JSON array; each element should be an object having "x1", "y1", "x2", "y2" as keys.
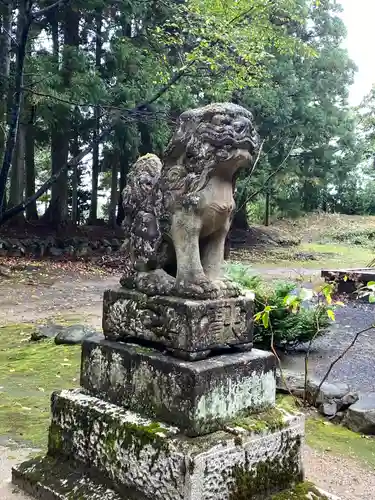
[
  {"x1": 0, "y1": 447, "x2": 32, "y2": 500},
  {"x1": 280, "y1": 300, "x2": 375, "y2": 393}
]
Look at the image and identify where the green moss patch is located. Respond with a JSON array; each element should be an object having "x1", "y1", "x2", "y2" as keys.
[
  {"x1": 231, "y1": 407, "x2": 287, "y2": 434},
  {"x1": 270, "y1": 481, "x2": 329, "y2": 499},
  {"x1": 306, "y1": 416, "x2": 375, "y2": 469},
  {"x1": 0, "y1": 323, "x2": 80, "y2": 449},
  {"x1": 276, "y1": 394, "x2": 301, "y2": 413},
  {"x1": 228, "y1": 437, "x2": 302, "y2": 500}
]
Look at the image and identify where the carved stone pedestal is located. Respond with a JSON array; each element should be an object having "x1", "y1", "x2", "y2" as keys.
[
  {"x1": 13, "y1": 291, "x2": 305, "y2": 500},
  {"x1": 80, "y1": 337, "x2": 276, "y2": 436},
  {"x1": 102, "y1": 288, "x2": 254, "y2": 360}
]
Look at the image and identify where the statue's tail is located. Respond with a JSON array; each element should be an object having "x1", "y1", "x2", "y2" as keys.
[{"x1": 121, "y1": 154, "x2": 163, "y2": 274}]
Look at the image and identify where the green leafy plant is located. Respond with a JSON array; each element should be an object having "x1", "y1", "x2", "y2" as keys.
[{"x1": 226, "y1": 264, "x2": 331, "y2": 349}]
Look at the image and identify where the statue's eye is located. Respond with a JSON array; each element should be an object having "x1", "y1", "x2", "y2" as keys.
[
  {"x1": 233, "y1": 119, "x2": 247, "y2": 133},
  {"x1": 211, "y1": 114, "x2": 226, "y2": 126}
]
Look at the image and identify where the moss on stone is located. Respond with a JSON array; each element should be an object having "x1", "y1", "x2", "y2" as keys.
[
  {"x1": 270, "y1": 481, "x2": 329, "y2": 499},
  {"x1": 230, "y1": 407, "x2": 287, "y2": 434},
  {"x1": 48, "y1": 423, "x2": 63, "y2": 454},
  {"x1": 132, "y1": 345, "x2": 155, "y2": 355},
  {"x1": 228, "y1": 434, "x2": 302, "y2": 500},
  {"x1": 276, "y1": 394, "x2": 300, "y2": 414}
]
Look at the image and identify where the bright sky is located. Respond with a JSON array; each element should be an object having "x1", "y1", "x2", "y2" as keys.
[{"x1": 339, "y1": 0, "x2": 375, "y2": 105}]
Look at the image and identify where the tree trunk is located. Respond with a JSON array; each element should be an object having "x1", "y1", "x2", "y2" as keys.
[
  {"x1": 232, "y1": 205, "x2": 249, "y2": 231},
  {"x1": 89, "y1": 11, "x2": 102, "y2": 224},
  {"x1": 0, "y1": 0, "x2": 12, "y2": 167},
  {"x1": 46, "y1": 4, "x2": 79, "y2": 225},
  {"x1": 25, "y1": 103, "x2": 38, "y2": 220},
  {"x1": 0, "y1": 0, "x2": 30, "y2": 214},
  {"x1": 264, "y1": 188, "x2": 270, "y2": 226},
  {"x1": 71, "y1": 128, "x2": 79, "y2": 224},
  {"x1": 109, "y1": 160, "x2": 118, "y2": 228},
  {"x1": 9, "y1": 127, "x2": 24, "y2": 205},
  {"x1": 116, "y1": 155, "x2": 129, "y2": 226}
]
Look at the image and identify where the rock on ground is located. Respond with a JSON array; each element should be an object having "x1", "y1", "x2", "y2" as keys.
[{"x1": 343, "y1": 392, "x2": 375, "y2": 434}]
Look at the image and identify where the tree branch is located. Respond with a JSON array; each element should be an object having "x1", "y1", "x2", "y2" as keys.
[
  {"x1": 313, "y1": 324, "x2": 375, "y2": 403},
  {"x1": 236, "y1": 135, "x2": 299, "y2": 212},
  {"x1": 31, "y1": 0, "x2": 70, "y2": 19}
]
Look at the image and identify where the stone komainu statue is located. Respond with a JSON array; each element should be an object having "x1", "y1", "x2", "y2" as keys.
[{"x1": 120, "y1": 103, "x2": 260, "y2": 299}]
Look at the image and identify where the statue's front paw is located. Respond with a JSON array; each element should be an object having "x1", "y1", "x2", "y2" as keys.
[
  {"x1": 214, "y1": 278, "x2": 242, "y2": 298},
  {"x1": 174, "y1": 274, "x2": 220, "y2": 299}
]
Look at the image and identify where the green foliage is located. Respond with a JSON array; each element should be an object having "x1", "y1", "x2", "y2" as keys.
[
  {"x1": 327, "y1": 227, "x2": 375, "y2": 246},
  {"x1": 0, "y1": 0, "x2": 368, "y2": 225},
  {"x1": 227, "y1": 264, "x2": 330, "y2": 348},
  {"x1": 233, "y1": 0, "x2": 363, "y2": 224}
]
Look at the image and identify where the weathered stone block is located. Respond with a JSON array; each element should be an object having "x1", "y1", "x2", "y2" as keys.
[
  {"x1": 81, "y1": 337, "x2": 276, "y2": 436},
  {"x1": 12, "y1": 456, "x2": 124, "y2": 500},
  {"x1": 31, "y1": 389, "x2": 303, "y2": 500},
  {"x1": 102, "y1": 287, "x2": 254, "y2": 360}
]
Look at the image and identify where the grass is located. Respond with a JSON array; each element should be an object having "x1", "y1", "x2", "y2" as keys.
[
  {"x1": 0, "y1": 323, "x2": 80, "y2": 449},
  {"x1": 231, "y1": 213, "x2": 375, "y2": 273},
  {"x1": 231, "y1": 242, "x2": 373, "y2": 273},
  {"x1": 306, "y1": 416, "x2": 375, "y2": 469},
  {"x1": 277, "y1": 396, "x2": 375, "y2": 470}
]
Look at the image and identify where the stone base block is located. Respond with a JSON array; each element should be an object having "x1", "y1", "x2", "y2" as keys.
[
  {"x1": 102, "y1": 287, "x2": 254, "y2": 360},
  {"x1": 81, "y1": 337, "x2": 276, "y2": 436},
  {"x1": 14, "y1": 389, "x2": 304, "y2": 500},
  {"x1": 12, "y1": 456, "x2": 124, "y2": 500}
]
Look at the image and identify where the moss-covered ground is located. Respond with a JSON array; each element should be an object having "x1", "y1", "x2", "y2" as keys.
[
  {"x1": 269, "y1": 481, "x2": 328, "y2": 499},
  {"x1": 0, "y1": 322, "x2": 80, "y2": 449},
  {"x1": 278, "y1": 395, "x2": 375, "y2": 469}
]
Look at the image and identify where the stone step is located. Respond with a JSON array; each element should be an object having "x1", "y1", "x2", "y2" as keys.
[
  {"x1": 39, "y1": 389, "x2": 304, "y2": 500},
  {"x1": 13, "y1": 457, "x2": 339, "y2": 500},
  {"x1": 12, "y1": 456, "x2": 125, "y2": 500},
  {"x1": 81, "y1": 337, "x2": 276, "y2": 436}
]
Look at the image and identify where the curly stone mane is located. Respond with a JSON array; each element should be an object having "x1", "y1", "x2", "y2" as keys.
[
  {"x1": 160, "y1": 103, "x2": 259, "y2": 212},
  {"x1": 120, "y1": 103, "x2": 260, "y2": 298}
]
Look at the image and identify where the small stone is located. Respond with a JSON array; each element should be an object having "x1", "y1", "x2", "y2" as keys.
[
  {"x1": 343, "y1": 392, "x2": 375, "y2": 434},
  {"x1": 320, "y1": 401, "x2": 337, "y2": 417},
  {"x1": 332, "y1": 411, "x2": 345, "y2": 424},
  {"x1": 309, "y1": 381, "x2": 350, "y2": 405},
  {"x1": 31, "y1": 324, "x2": 65, "y2": 341},
  {"x1": 276, "y1": 369, "x2": 306, "y2": 395},
  {"x1": 49, "y1": 247, "x2": 64, "y2": 257},
  {"x1": 54, "y1": 325, "x2": 100, "y2": 345},
  {"x1": 337, "y1": 391, "x2": 359, "y2": 411}
]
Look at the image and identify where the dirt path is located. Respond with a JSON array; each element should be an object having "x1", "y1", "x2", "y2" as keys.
[
  {"x1": 304, "y1": 446, "x2": 374, "y2": 500},
  {"x1": 0, "y1": 271, "x2": 119, "y2": 327},
  {"x1": 0, "y1": 447, "x2": 32, "y2": 500},
  {"x1": 0, "y1": 265, "x2": 373, "y2": 499}
]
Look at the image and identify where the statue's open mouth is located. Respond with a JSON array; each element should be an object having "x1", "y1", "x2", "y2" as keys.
[{"x1": 203, "y1": 132, "x2": 258, "y2": 152}]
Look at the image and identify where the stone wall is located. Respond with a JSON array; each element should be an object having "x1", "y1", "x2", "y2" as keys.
[{"x1": 0, "y1": 236, "x2": 122, "y2": 259}]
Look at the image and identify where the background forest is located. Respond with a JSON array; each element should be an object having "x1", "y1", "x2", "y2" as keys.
[{"x1": 1, "y1": 0, "x2": 375, "y2": 231}]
